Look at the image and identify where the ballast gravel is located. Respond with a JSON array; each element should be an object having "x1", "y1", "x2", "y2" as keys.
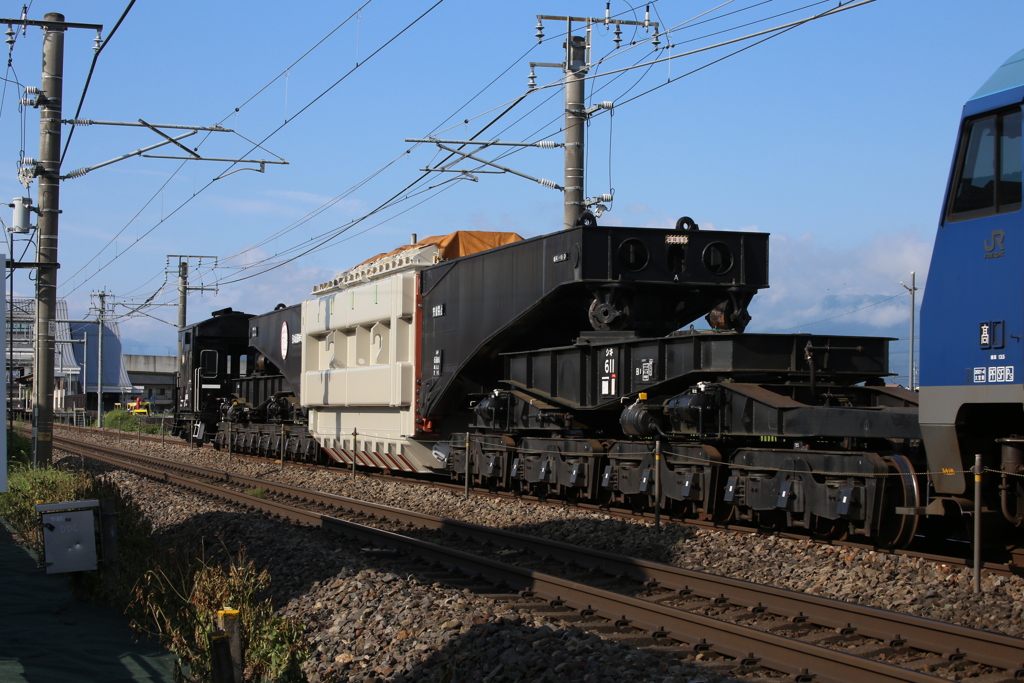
[{"x1": 57, "y1": 428, "x2": 1024, "y2": 681}]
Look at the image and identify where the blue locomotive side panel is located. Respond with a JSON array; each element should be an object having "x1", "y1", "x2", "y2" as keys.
[{"x1": 920, "y1": 48, "x2": 1024, "y2": 495}]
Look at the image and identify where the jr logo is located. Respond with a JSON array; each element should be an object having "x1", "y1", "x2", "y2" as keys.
[{"x1": 984, "y1": 230, "x2": 1005, "y2": 259}]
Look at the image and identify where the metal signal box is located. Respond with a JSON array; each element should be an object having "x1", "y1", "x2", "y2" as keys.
[{"x1": 36, "y1": 499, "x2": 100, "y2": 574}]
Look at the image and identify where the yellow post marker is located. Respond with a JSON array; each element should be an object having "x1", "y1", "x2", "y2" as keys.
[{"x1": 216, "y1": 608, "x2": 243, "y2": 683}]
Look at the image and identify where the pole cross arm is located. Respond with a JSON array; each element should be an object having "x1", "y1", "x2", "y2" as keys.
[
  {"x1": 0, "y1": 18, "x2": 103, "y2": 31},
  {"x1": 58, "y1": 119, "x2": 286, "y2": 177},
  {"x1": 61, "y1": 130, "x2": 199, "y2": 180},
  {"x1": 406, "y1": 137, "x2": 562, "y2": 148},
  {"x1": 62, "y1": 119, "x2": 233, "y2": 132},
  {"x1": 6, "y1": 259, "x2": 59, "y2": 269},
  {"x1": 426, "y1": 141, "x2": 563, "y2": 191}
]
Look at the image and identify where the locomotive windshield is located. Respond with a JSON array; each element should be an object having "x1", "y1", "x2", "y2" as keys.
[
  {"x1": 199, "y1": 349, "x2": 218, "y2": 378},
  {"x1": 948, "y1": 106, "x2": 1022, "y2": 219}
]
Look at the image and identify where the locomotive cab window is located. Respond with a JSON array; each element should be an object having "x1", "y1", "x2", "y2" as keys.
[
  {"x1": 199, "y1": 349, "x2": 219, "y2": 378},
  {"x1": 948, "y1": 107, "x2": 1022, "y2": 220}
]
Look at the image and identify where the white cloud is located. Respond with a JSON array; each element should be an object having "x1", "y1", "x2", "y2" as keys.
[{"x1": 748, "y1": 227, "x2": 932, "y2": 335}]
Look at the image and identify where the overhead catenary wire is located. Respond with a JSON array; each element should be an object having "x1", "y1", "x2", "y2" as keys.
[
  {"x1": 194, "y1": 0, "x2": 848, "y2": 289},
  {"x1": 59, "y1": 0, "x2": 136, "y2": 166},
  {"x1": 76, "y1": 0, "x2": 880, "y2": 325},
  {"x1": 475, "y1": 0, "x2": 847, "y2": 192},
  {"x1": 422, "y1": 0, "x2": 837, "y2": 190},
  {"x1": 527, "y1": 0, "x2": 877, "y2": 96},
  {"x1": 60, "y1": 0, "x2": 444, "y2": 299},
  {"x1": 63, "y1": 0, "x2": 374, "y2": 295},
  {"x1": 71, "y1": 0, "x2": 778, "y2": 299},
  {"x1": 177, "y1": 0, "x2": 850, "y2": 293},
  {"x1": 121, "y1": 0, "x2": 671, "y2": 290}
]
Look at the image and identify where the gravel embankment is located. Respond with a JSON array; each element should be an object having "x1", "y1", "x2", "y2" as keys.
[{"x1": 58, "y1": 429, "x2": 1024, "y2": 681}]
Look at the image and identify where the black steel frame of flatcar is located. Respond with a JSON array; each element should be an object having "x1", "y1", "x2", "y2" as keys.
[{"x1": 443, "y1": 330, "x2": 924, "y2": 542}]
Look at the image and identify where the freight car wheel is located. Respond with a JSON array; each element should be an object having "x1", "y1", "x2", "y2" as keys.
[{"x1": 876, "y1": 454, "x2": 921, "y2": 549}]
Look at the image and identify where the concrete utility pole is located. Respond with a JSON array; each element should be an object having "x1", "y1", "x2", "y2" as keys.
[
  {"x1": 534, "y1": 12, "x2": 656, "y2": 229},
  {"x1": 901, "y1": 272, "x2": 918, "y2": 391},
  {"x1": 2, "y1": 13, "x2": 285, "y2": 465},
  {"x1": 410, "y1": 12, "x2": 654, "y2": 231},
  {"x1": 2, "y1": 12, "x2": 103, "y2": 465},
  {"x1": 168, "y1": 255, "x2": 218, "y2": 348},
  {"x1": 96, "y1": 290, "x2": 106, "y2": 428},
  {"x1": 563, "y1": 34, "x2": 587, "y2": 230},
  {"x1": 31, "y1": 13, "x2": 66, "y2": 466},
  {"x1": 177, "y1": 260, "x2": 188, "y2": 334}
]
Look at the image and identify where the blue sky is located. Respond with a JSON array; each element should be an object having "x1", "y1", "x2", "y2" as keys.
[{"x1": 2, "y1": 0, "x2": 1022, "y2": 387}]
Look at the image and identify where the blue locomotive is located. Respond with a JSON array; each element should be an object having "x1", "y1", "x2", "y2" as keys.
[{"x1": 920, "y1": 48, "x2": 1024, "y2": 528}]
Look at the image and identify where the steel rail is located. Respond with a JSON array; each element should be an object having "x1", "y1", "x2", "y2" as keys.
[
  {"x1": 58, "y1": 435, "x2": 1024, "y2": 678},
  {"x1": 61, "y1": 437, "x2": 953, "y2": 683},
  {"x1": 53, "y1": 426, "x2": 1024, "y2": 574}
]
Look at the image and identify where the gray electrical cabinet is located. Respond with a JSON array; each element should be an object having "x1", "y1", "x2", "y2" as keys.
[{"x1": 36, "y1": 499, "x2": 101, "y2": 574}]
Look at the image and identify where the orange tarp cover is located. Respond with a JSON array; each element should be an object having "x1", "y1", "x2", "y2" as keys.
[{"x1": 356, "y1": 230, "x2": 522, "y2": 267}]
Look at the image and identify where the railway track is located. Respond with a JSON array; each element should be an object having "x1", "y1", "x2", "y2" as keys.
[
  {"x1": 64, "y1": 424, "x2": 1024, "y2": 576},
  {"x1": 56, "y1": 433, "x2": 1024, "y2": 682}
]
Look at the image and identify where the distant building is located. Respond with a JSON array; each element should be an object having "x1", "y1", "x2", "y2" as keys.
[
  {"x1": 123, "y1": 354, "x2": 176, "y2": 413},
  {"x1": 68, "y1": 321, "x2": 134, "y2": 414},
  {"x1": 6, "y1": 298, "x2": 81, "y2": 413}
]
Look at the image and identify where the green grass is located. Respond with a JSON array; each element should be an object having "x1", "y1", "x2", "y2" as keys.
[
  {"x1": 101, "y1": 409, "x2": 140, "y2": 432},
  {"x1": 130, "y1": 544, "x2": 308, "y2": 683},
  {"x1": 0, "y1": 461, "x2": 156, "y2": 604},
  {"x1": 0, "y1": 463, "x2": 307, "y2": 681},
  {"x1": 7, "y1": 427, "x2": 30, "y2": 468}
]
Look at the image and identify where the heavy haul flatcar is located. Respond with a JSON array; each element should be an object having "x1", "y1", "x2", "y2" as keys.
[
  {"x1": 301, "y1": 224, "x2": 768, "y2": 473},
  {"x1": 172, "y1": 47, "x2": 1024, "y2": 550}
]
